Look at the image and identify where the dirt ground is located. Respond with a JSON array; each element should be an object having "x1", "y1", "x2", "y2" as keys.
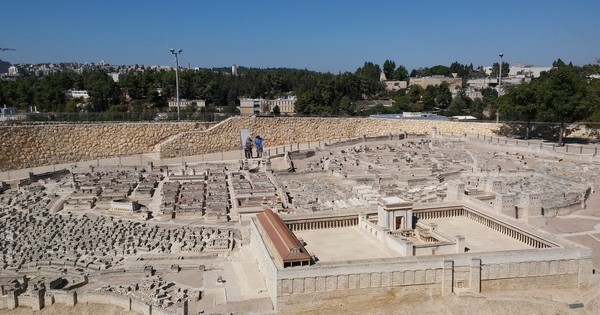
[
  {"x1": 296, "y1": 276, "x2": 600, "y2": 315},
  {"x1": 3, "y1": 277, "x2": 598, "y2": 315}
]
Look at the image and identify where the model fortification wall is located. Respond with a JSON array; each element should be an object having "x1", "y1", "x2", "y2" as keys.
[{"x1": 0, "y1": 290, "x2": 188, "y2": 315}]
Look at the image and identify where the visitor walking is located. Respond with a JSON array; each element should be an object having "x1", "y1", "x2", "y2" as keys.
[
  {"x1": 255, "y1": 135, "x2": 264, "y2": 158},
  {"x1": 244, "y1": 136, "x2": 254, "y2": 159}
]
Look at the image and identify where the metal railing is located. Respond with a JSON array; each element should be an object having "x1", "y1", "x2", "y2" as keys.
[{"x1": 0, "y1": 112, "x2": 236, "y2": 124}]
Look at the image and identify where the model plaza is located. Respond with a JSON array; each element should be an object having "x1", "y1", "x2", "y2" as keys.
[
  {"x1": 0, "y1": 130, "x2": 597, "y2": 314},
  {"x1": 292, "y1": 206, "x2": 534, "y2": 263}
]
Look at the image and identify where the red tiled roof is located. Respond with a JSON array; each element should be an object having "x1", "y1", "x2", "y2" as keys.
[{"x1": 256, "y1": 209, "x2": 311, "y2": 263}]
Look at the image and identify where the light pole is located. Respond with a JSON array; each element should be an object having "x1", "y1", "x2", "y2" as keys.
[
  {"x1": 498, "y1": 53, "x2": 504, "y2": 94},
  {"x1": 170, "y1": 48, "x2": 183, "y2": 121},
  {"x1": 497, "y1": 53, "x2": 504, "y2": 123}
]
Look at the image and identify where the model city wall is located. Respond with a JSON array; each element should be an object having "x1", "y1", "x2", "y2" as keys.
[{"x1": 0, "y1": 118, "x2": 501, "y2": 172}]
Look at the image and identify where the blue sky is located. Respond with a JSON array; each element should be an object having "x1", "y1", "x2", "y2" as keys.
[{"x1": 1, "y1": 0, "x2": 598, "y2": 72}]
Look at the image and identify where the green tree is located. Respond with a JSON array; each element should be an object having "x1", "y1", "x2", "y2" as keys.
[
  {"x1": 383, "y1": 60, "x2": 396, "y2": 81},
  {"x1": 355, "y1": 61, "x2": 383, "y2": 96},
  {"x1": 64, "y1": 99, "x2": 79, "y2": 112},
  {"x1": 422, "y1": 85, "x2": 437, "y2": 111},
  {"x1": 552, "y1": 58, "x2": 566, "y2": 68},
  {"x1": 445, "y1": 91, "x2": 470, "y2": 116},
  {"x1": 536, "y1": 66, "x2": 588, "y2": 145},
  {"x1": 427, "y1": 65, "x2": 452, "y2": 77},
  {"x1": 272, "y1": 105, "x2": 281, "y2": 116},
  {"x1": 338, "y1": 95, "x2": 355, "y2": 115},
  {"x1": 586, "y1": 79, "x2": 600, "y2": 123},
  {"x1": 469, "y1": 98, "x2": 485, "y2": 120},
  {"x1": 407, "y1": 85, "x2": 423, "y2": 104},
  {"x1": 392, "y1": 65, "x2": 409, "y2": 81},
  {"x1": 491, "y1": 62, "x2": 510, "y2": 79},
  {"x1": 436, "y1": 82, "x2": 453, "y2": 109},
  {"x1": 498, "y1": 84, "x2": 539, "y2": 138},
  {"x1": 295, "y1": 89, "x2": 323, "y2": 115},
  {"x1": 85, "y1": 70, "x2": 120, "y2": 112}
]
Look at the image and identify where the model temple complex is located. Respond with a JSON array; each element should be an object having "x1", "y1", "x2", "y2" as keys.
[{"x1": 0, "y1": 117, "x2": 599, "y2": 314}]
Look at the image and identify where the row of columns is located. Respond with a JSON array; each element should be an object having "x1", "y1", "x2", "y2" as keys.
[
  {"x1": 287, "y1": 218, "x2": 358, "y2": 231},
  {"x1": 415, "y1": 207, "x2": 551, "y2": 249},
  {"x1": 416, "y1": 208, "x2": 464, "y2": 220},
  {"x1": 465, "y1": 211, "x2": 549, "y2": 249}
]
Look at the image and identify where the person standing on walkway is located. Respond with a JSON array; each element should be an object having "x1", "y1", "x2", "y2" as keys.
[
  {"x1": 245, "y1": 136, "x2": 254, "y2": 159},
  {"x1": 254, "y1": 135, "x2": 264, "y2": 158}
]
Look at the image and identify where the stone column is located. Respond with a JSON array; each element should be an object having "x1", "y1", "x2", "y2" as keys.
[
  {"x1": 470, "y1": 258, "x2": 481, "y2": 293},
  {"x1": 455, "y1": 235, "x2": 465, "y2": 253},
  {"x1": 7, "y1": 290, "x2": 18, "y2": 310},
  {"x1": 402, "y1": 240, "x2": 414, "y2": 256},
  {"x1": 32, "y1": 289, "x2": 46, "y2": 311},
  {"x1": 431, "y1": 127, "x2": 437, "y2": 139},
  {"x1": 442, "y1": 260, "x2": 454, "y2": 296},
  {"x1": 578, "y1": 248, "x2": 593, "y2": 288}
]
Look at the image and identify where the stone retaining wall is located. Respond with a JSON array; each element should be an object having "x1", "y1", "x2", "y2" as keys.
[
  {"x1": 162, "y1": 117, "x2": 501, "y2": 157},
  {"x1": 0, "y1": 118, "x2": 500, "y2": 171},
  {"x1": 0, "y1": 122, "x2": 201, "y2": 171}
]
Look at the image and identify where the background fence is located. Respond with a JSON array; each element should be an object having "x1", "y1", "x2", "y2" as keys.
[{"x1": 0, "y1": 111, "x2": 236, "y2": 124}]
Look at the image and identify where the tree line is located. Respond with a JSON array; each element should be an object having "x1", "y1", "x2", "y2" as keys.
[
  {"x1": 1, "y1": 59, "x2": 599, "y2": 131},
  {"x1": 497, "y1": 60, "x2": 600, "y2": 144},
  {"x1": 0, "y1": 60, "x2": 480, "y2": 116}
]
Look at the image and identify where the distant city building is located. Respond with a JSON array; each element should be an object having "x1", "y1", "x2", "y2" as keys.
[
  {"x1": 379, "y1": 71, "x2": 408, "y2": 91},
  {"x1": 482, "y1": 63, "x2": 553, "y2": 78},
  {"x1": 383, "y1": 80, "x2": 408, "y2": 91},
  {"x1": 451, "y1": 115, "x2": 477, "y2": 120},
  {"x1": 231, "y1": 64, "x2": 238, "y2": 76},
  {"x1": 0, "y1": 105, "x2": 19, "y2": 121},
  {"x1": 168, "y1": 99, "x2": 206, "y2": 109},
  {"x1": 509, "y1": 64, "x2": 553, "y2": 78},
  {"x1": 239, "y1": 97, "x2": 296, "y2": 116},
  {"x1": 452, "y1": 86, "x2": 483, "y2": 100},
  {"x1": 8, "y1": 65, "x2": 20, "y2": 76},
  {"x1": 369, "y1": 112, "x2": 446, "y2": 120},
  {"x1": 409, "y1": 76, "x2": 462, "y2": 90},
  {"x1": 0, "y1": 60, "x2": 11, "y2": 74},
  {"x1": 109, "y1": 72, "x2": 120, "y2": 82},
  {"x1": 353, "y1": 100, "x2": 394, "y2": 111},
  {"x1": 467, "y1": 75, "x2": 532, "y2": 90},
  {"x1": 65, "y1": 90, "x2": 90, "y2": 99},
  {"x1": 466, "y1": 78, "x2": 495, "y2": 89}
]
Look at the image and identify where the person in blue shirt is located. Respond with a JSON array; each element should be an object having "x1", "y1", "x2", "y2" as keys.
[{"x1": 254, "y1": 135, "x2": 264, "y2": 158}]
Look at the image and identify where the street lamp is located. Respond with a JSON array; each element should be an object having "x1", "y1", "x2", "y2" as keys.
[
  {"x1": 498, "y1": 53, "x2": 504, "y2": 93},
  {"x1": 170, "y1": 48, "x2": 183, "y2": 121},
  {"x1": 497, "y1": 53, "x2": 504, "y2": 123}
]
